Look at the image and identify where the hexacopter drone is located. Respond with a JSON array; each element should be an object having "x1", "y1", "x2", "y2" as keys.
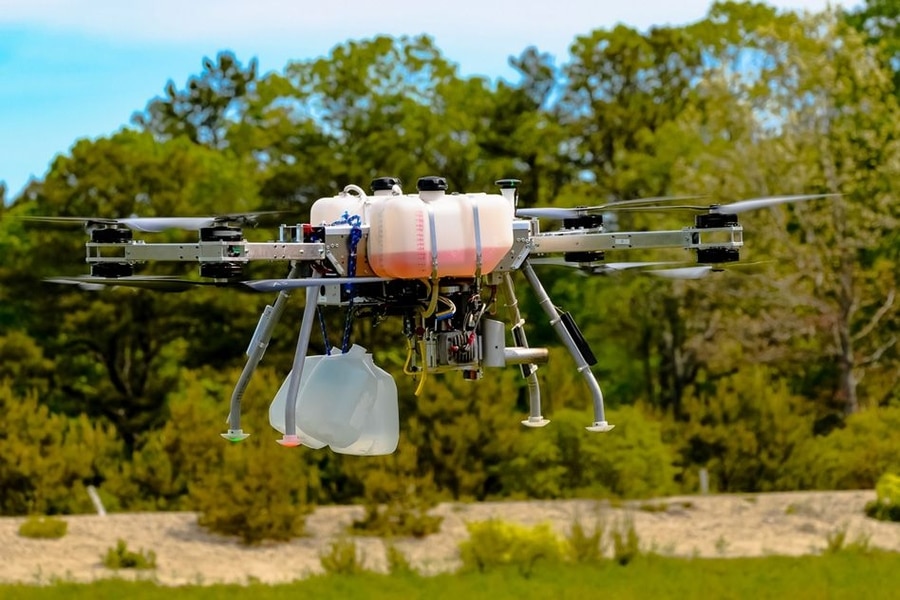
[{"x1": 37, "y1": 176, "x2": 830, "y2": 455}]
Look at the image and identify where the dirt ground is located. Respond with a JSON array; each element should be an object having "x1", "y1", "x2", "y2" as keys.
[{"x1": 2, "y1": 490, "x2": 898, "y2": 585}]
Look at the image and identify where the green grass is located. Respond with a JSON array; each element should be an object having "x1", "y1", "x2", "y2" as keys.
[{"x1": 3, "y1": 553, "x2": 900, "y2": 599}]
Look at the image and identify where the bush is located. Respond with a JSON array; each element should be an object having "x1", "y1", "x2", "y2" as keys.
[
  {"x1": 459, "y1": 520, "x2": 564, "y2": 577},
  {"x1": 784, "y1": 407, "x2": 900, "y2": 491},
  {"x1": 504, "y1": 405, "x2": 677, "y2": 499},
  {"x1": 565, "y1": 518, "x2": 604, "y2": 563},
  {"x1": 610, "y1": 517, "x2": 642, "y2": 565},
  {"x1": 385, "y1": 542, "x2": 415, "y2": 575},
  {"x1": 102, "y1": 539, "x2": 157, "y2": 570},
  {"x1": 0, "y1": 382, "x2": 124, "y2": 515},
  {"x1": 319, "y1": 537, "x2": 365, "y2": 575},
  {"x1": 348, "y1": 443, "x2": 443, "y2": 538},
  {"x1": 17, "y1": 515, "x2": 67, "y2": 539},
  {"x1": 675, "y1": 367, "x2": 816, "y2": 493},
  {"x1": 823, "y1": 524, "x2": 872, "y2": 555},
  {"x1": 189, "y1": 368, "x2": 318, "y2": 545},
  {"x1": 865, "y1": 473, "x2": 900, "y2": 522}
]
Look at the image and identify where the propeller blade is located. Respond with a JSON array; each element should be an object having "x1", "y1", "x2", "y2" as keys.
[
  {"x1": 22, "y1": 216, "x2": 119, "y2": 227},
  {"x1": 646, "y1": 260, "x2": 775, "y2": 279},
  {"x1": 45, "y1": 276, "x2": 237, "y2": 292},
  {"x1": 711, "y1": 194, "x2": 839, "y2": 215},
  {"x1": 116, "y1": 217, "x2": 218, "y2": 232},
  {"x1": 516, "y1": 196, "x2": 707, "y2": 219},
  {"x1": 242, "y1": 277, "x2": 390, "y2": 292},
  {"x1": 646, "y1": 266, "x2": 714, "y2": 279},
  {"x1": 530, "y1": 257, "x2": 682, "y2": 269},
  {"x1": 24, "y1": 211, "x2": 285, "y2": 232}
]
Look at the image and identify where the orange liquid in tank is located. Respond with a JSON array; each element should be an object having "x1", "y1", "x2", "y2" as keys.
[{"x1": 373, "y1": 248, "x2": 475, "y2": 279}]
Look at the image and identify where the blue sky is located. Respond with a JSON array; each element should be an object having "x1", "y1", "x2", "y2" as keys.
[{"x1": 1, "y1": 0, "x2": 854, "y2": 202}]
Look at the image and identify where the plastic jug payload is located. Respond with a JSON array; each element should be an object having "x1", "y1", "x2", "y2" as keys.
[{"x1": 268, "y1": 345, "x2": 399, "y2": 455}]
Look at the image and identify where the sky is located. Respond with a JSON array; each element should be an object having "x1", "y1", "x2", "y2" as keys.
[{"x1": 0, "y1": 0, "x2": 856, "y2": 201}]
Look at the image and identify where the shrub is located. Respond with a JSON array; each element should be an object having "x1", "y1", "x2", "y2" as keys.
[
  {"x1": 865, "y1": 473, "x2": 900, "y2": 522},
  {"x1": 675, "y1": 368, "x2": 816, "y2": 493},
  {"x1": 348, "y1": 443, "x2": 443, "y2": 538},
  {"x1": 784, "y1": 407, "x2": 900, "y2": 491},
  {"x1": 0, "y1": 382, "x2": 124, "y2": 515},
  {"x1": 610, "y1": 517, "x2": 642, "y2": 565},
  {"x1": 189, "y1": 368, "x2": 317, "y2": 545},
  {"x1": 504, "y1": 405, "x2": 677, "y2": 499},
  {"x1": 565, "y1": 518, "x2": 604, "y2": 563},
  {"x1": 824, "y1": 524, "x2": 872, "y2": 555},
  {"x1": 385, "y1": 542, "x2": 415, "y2": 575},
  {"x1": 319, "y1": 537, "x2": 365, "y2": 575},
  {"x1": 351, "y1": 501, "x2": 443, "y2": 539},
  {"x1": 102, "y1": 539, "x2": 157, "y2": 569},
  {"x1": 459, "y1": 520, "x2": 564, "y2": 577},
  {"x1": 17, "y1": 515, "x2": 67, "y2": 539}
]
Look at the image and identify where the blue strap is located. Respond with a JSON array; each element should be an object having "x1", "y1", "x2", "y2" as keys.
[{"x1": 331, "y1": 212, "x2": 362, "y2": 353}]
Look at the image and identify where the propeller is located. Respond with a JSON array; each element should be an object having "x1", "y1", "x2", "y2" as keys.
[
  {"x1": 528, "y1": 258, "x2": 683, "y2": 275},
  {"x1": 517, "y1": 196, "x2": 706, "y2": 220},
  {"x1": 517, "y1": 194, "x2": 838, "y2": 219},
  {"x1": 645, "y1": 261, "x2": 774, "y2": 280},
  {"x1": 23, "y1": 212, "x2": 282, "y2": 232},
  {"x1": 44, "y1": 276, "x2": 241, "y2": 292},
  {"x1": 46, "y1": 275, "x2": 390, "y2": 293}
]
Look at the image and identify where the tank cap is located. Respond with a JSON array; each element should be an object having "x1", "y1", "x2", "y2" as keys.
[
  {"x1": 495, "y1": 178, "x2": 522, "y2": 189},
  {"x1": 371, "y1": 176, "x2": 401, "y2": 192},
  {"x1": 417, "y1": 176, "x2": 448, "y2": 192}
]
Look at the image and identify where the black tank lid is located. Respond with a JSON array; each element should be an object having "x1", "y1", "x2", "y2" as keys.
[
  {"x1": 417, "y1": 176, "x2": 448, "y2": 192},
  {"x1": 495, "y1": 178, "x2": 522, "y2": 189},
  {"x1": 371, "y1": 176, "x2": 401, "y2": 192}
]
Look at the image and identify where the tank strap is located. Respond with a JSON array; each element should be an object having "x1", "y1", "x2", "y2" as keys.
[
  {"x1": 472, "y1": 202, "x2": 483, "y2": 278},
  {"x1": 426, "y1": 203, "x2": 439, "y2": 281}
]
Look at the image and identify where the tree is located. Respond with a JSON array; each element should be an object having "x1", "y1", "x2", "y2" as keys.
[
  {"x1": 133, "y1": 51, "x2": 258, "y2": 149},
  {"x1": 697, "y1": 8, "x2": 900, "y2": 414},
  {"x1": 7, "y1": 130, "x2": 266, "y2": 446},
  {"x1": 846, "y1": 0, "x2": 900, "y2": 95}
]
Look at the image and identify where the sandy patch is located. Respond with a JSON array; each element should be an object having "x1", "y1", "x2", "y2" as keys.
[{"x1": 1, "y1": 490, "x2": 898, "y2": 585}]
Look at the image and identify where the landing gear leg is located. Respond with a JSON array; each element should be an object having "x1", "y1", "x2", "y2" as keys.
[
  {"x1": 277, "y1": 285, "x2": 320, "y2": 447},
  {"x1": 519, "y1": 260, "x2": 614, "y2": 432},
  {"x1": 222, "y1": 264, "x2": 301, "y2": 442},
  {"x1": 500, "y1": 273, "x2": 548, "y2": 427}
]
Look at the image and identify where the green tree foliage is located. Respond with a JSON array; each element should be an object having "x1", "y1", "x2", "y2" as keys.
[
  {"x1": 188, "y1": 367, "x2": 319, "y2": 544},
  {"x1": 505, "y1": 405, "x2": 677, "y2": 499},
  {"x1": 348, "y1": 441, "x2": 443, "y2": 538},
  {"x1": 783, "y1": 406, "x2": 900, "y2": 490},
  {"x1": 0, "y1": 381, "x2": 122, "y2": 515},
  {"x1": 0, "y1": 331, "x2": 54, "y2": 395},
  {"x1": 674, "y1": 366, "x2": 816, "y2": 493},
  {"x1": 133, "y1": 51, "x2": 258, "y2": 149},
  {"x1": 866, "y1": 472, "x2": 900, "y2": 522},
  {"x1": 1, "y1": 1, "x2": 898, "y2": 517},
  {"x1": 7, "y1": 131, "x2": 266, "y2": 446},
  {"x1": 846, "y1": 0, "x2": 900, "y2": 94}
]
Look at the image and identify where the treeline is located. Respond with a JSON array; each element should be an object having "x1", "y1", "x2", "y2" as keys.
[{"x1": 0, "y1": 1, "x2": 898, "y2": 523}]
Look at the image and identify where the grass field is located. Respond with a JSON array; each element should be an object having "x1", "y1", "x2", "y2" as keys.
[{"x1": 2, "y1": 552, "x2": 898, "y2": 600}]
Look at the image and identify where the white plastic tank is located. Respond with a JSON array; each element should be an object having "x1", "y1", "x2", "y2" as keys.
[
  {"x1": 366, "y1": 176, "x2": 514, "y2": 278},
  {"x1": 309, "y1": 177, "x2": 402, "y2": 226}
]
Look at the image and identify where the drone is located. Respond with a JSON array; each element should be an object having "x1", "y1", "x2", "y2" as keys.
[{"x1": 35, "y1": 176, "x2": 831, "y2": 455}]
